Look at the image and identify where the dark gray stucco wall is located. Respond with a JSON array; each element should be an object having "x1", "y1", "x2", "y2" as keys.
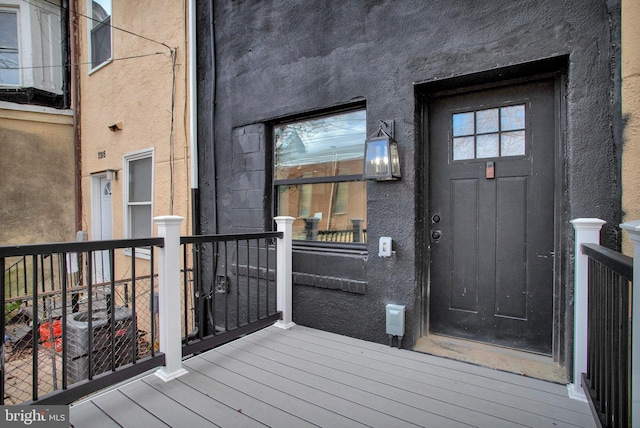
[{"x1": 196, "y1": 0, "x2": 621, "y2": 366}]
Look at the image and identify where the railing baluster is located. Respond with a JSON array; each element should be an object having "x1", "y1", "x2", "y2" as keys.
[
  {"x1": 246, "y1": 239, "x2": 250, "y2": 325},
  {"x1": 223, "y1": 241, "x2": 228, "y2": 332},
  {"x1": 87, "y1": 251, "x2": 93, "y2": 380},
  {"x1": 32, "y1": 255, "x2": 38, "y2": 401},
  {"x1": 130, "y1": 246, "x2": 137, "y2": 365},
  {"x1": 235, "y1": 239, "x2": 239, "y2": 329},
  {"x1": 182, "y1": 243, "x2": 188, "y2": 340},
  {"x1": 22, "y1": 257, "x2": 27, "y2": 297},
  {"x1": 257, "y1": 238, "x2": 261, "y2": 320},
  {"x1": 150, "y1": 247, "x2": 155, "y2": 357},
  {"x1": 61, "y1": 252, "x2": 68, "y2": 390},
  {"x1": 198, "y1": 242, "x2": 204, "y2": 340},
  {"x1": 109, "y1": 248, "x2": 116, "y2": 373},
  {"x1": 1, "y1": 256, "x2": 6, "y2": 405}
]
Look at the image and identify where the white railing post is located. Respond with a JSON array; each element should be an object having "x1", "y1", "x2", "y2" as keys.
[
  {"x1": 620, "y1": 219, "x2": 640, "y2": 426},
  {"x1": 274, "y1": 216, "x2": 295, "y2": 330},
  {"x1": 569, "y1": 218, "x2": 606, "y2": 401},
  {"x1": 153, "y1": 215, "x2": 188, "y2": 382}
]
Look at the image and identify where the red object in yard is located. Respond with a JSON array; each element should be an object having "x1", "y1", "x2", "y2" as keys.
[
  {"x1": 42, "y1": 337, "x2": 63, "y2": 352},
  {"x1": 39, "y1": 320, "x2": 62, "y2": 342}
]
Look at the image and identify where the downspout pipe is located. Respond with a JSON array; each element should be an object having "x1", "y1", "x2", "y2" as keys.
[
  {"x1": 189, "y1": 0, "x2": 200, "y2": 235},
  {"x1": 69, "y1": 0, "x2": 82, "y2": 234}
]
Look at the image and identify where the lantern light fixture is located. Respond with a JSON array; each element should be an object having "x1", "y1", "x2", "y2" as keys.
[{"x1": 363, "y1": 122, "x2": 401, "y2": 181}]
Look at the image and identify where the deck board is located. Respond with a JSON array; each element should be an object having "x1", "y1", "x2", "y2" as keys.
[
  {"x1": 70, "y1": 325, "x2": 596, "y2": 428},
  {"x1": 245, "y1": 328, "x2": 594, "y2": 426},
  {"x1": 236, "y1": 331, "x2": 569, "y2": 427}
]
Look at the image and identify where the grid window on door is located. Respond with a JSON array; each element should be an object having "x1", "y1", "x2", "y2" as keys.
[{"x1": 452, "y1": 104, "x2": 526, "y2": 161}]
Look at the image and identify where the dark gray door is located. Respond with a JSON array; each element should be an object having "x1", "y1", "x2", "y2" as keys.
[{"x1": 428, "y1": 79, "x2": 555, "y2": 354}]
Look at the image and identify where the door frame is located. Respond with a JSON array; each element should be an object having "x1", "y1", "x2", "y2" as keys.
[
  {"x1": 415, "y1": 58, "x2": 568, "y2": 364},
  {"x1": 91, "y1": 173, "x2": 113, "y2": 282}
]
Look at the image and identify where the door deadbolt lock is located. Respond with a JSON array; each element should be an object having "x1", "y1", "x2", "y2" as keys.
[{"x1": 431, "y1": 214, "x2": 441, "y2": 223}]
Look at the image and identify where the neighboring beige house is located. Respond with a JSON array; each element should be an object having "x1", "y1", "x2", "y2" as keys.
[
  {"x1": 0, "y1": 0, "x2": 75, "y2": 245},
  {"x1": 75, "y1": 0, "x2": 193, "y2": 280},
  {"x1": 622, "y1": 0, "x2": 640, "y2": 254}
]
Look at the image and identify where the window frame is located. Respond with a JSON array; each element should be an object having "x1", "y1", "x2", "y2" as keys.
[
  {"x1": 123, "y1": 149, "x2": 154, "y2": 259},
  {"x1": 272, "y1": 106, "x2": 368, "y2": 249},
  {"x1": 87, "y1": 0, "x2": 112, "y2": 73},
  {"x1": 0, "y1": 6, "x2": 21, "y2": 87}
]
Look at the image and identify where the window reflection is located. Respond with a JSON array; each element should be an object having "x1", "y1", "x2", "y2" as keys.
[
  {"x1": 274, "y1": 109, "x2": 367, "y2": 243},
  {"x1": 476, "y1": 108, "x2": 499, "y2": 134},
  {"x1": 501, "y1": 105, "x2": 525, "y2": 131}
]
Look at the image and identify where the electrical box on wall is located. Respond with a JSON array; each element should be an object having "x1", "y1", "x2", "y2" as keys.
[
  {"x1": 379, "y1": 237, "x2": 393, "y2": 257},
  {"x1": 386, "y1": 304, "x2": 405, "y2": 348}
]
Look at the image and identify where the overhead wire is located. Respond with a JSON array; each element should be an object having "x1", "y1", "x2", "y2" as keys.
[
  {"x1": 5, "y1": 0, "x2": 182, "y2": 226},
  {"x1": 0, "y1": 52, "x2": 168, "y2": 71},
  {"x1": 21, "y1": 0, "x2": 173, "y2": 52}
]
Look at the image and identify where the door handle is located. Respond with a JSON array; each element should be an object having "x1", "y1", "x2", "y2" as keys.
[{"x1": 431, "y1": 230, "x2": 442, "y2": 242}]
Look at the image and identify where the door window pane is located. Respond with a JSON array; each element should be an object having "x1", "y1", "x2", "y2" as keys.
[
  {"x1": 476, "y1": 108, "x2": 499, "y2": 134},
  {"x1": 501, "y1": 131, "x2": 526, "y2": 156},
  {"x1": 453, "y1": 136, "x2": 475, "y2": 160},
  {"x1": 452, "y1": 112, "x2": 474, "y2": 136},
  {"x1": 500, "y1": 105, "x2": 525, "y2": 131},
  {"x1": 476, "y1": 134, "x2": 499, "y2": 158},
  {"x1": 451, "y1": 104, "x2": 526, "y2": 160}
]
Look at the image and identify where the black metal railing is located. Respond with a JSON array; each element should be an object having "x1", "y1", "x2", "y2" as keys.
[
  {"x1": 3, "y1": 256, "x2": 28, "y2": 299},
  {"x1": 0, "y1": 238, "x2": 164, "y2": 405},
  {"x1": 581, "y1": 243, "x2": 634, "y2": 428},
  {"x1": 180, "y1": 232, "x2": 282, "y2": 356}
]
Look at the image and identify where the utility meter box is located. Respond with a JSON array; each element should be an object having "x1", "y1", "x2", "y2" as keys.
[{"x1": 385, "y1": 304, "x2": 405, "y2": 337}]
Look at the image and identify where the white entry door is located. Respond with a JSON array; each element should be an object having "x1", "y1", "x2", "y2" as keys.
[{"x1": 93, "y1": 176, "x2": 113, "y2": 283}]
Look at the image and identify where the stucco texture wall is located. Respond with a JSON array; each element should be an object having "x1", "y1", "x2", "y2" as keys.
[
  {"x1": 0, "y1": 106, "x2": 75, "y2": 244},
  {"x1": 78, "y1": 0, "x2": 191, "y2": 243},
  {"x1": 197, "y1": 0, "x2": 621, "y2": 353},
  {"x1": 622, "y1": 0, "x2": 640, "y2": 255}
]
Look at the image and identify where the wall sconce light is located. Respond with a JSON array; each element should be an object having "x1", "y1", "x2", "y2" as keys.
[
  {"x1": 363, "y1": 122, "x2": 401, "y2": 181},
  {"x1": 106, "y1": 168, "x2": 118, "y2": 181}
]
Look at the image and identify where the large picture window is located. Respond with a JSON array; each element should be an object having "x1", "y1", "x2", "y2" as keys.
[
  {"x1": 89, "y1": 0, "x2": 111, "y2": 70},
  {"x1": 124, "y1": 151, "x2": 153, "y2": 251},
  {"x1": 274, "y1": 109, "x2": 367, "y2": 244}
]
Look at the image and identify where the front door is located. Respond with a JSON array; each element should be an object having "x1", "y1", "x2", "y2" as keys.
[
  {"x1": 428, "y1": 79, "x2": 555, "y2": 354},
  {"x1": 93, "y1": 176, "x2": 112, "y2": 283}
]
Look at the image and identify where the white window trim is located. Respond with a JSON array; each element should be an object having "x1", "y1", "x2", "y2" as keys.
[
  {"x1": 87, "y1": 0, "x2": 113, "y2": 74},
  {"x1": 1, "y1": 1, "x2": 63, "y2": 92},
  {"x1": 0, "y1": 5, "x2": 23, "y2": 88},
  {"x1": 123, "y1": 148, "x2": 154, "y2": 259}
]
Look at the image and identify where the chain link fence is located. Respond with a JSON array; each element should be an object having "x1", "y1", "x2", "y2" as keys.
[{"x1": 3, "y1": 246, "x2": 160, "y2": 404}]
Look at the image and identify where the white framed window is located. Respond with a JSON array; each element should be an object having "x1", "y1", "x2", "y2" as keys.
[
  {"x1": 88, "y1": 0, "x2": 112, "y2": 71},
  {"x1": 124, "y1": 149, "x2": 153, "y2": 258},
  {"x1": 0, "y1": 8, "x2": 20, "y2": 86},
  {"x1": 0, "y1": 1, "x2": 64, "y2": 93}
]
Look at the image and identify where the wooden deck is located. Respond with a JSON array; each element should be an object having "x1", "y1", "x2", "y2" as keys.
[{"x1": 70, "y1": 325, "x2": 596, "y2": 427}]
